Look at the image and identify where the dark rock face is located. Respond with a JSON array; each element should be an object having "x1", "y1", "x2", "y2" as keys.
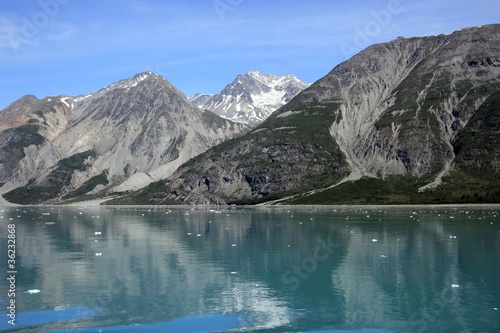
[{"x1": 453, "y1": 91, "x2": 500, "y2": 174}]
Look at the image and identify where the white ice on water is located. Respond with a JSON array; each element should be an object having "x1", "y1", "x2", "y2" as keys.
[{"x1": 26, "y1": 289, "x2": 41, "y2": 294}]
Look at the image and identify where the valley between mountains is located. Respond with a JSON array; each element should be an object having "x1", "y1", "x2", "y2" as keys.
[{"x1": 1, "y1": 24, "x2": 500, "y2": 205}]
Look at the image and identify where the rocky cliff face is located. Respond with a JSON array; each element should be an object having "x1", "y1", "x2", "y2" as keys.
[
  {"x1": 122, "y1": 24, "x2": 500, "y2": 205},
  {"x1": 191, "y1": 71, "x2": 310, "y2": 125},
  {"x1": 1, "y1": 72, "x2": 248, "y2": 204}
]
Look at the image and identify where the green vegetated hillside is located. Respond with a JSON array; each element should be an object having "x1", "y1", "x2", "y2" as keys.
[{"x1": 287, "y1": 81, "x2": 500, "y2": 205}]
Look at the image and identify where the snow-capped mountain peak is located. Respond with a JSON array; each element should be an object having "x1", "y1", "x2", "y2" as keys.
[
  {"x1": 191, "y1": 71, "x2": 310, "y2": 125},
  {"x1": 98, "y1": 71, "x2": 161, "y2": 93}
]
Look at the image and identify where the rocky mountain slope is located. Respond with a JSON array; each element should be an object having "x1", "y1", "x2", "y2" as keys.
[
  {"x1": 114, "y1": 24, "x2": 500, "y2": 205},
  {"x1": 0, "y1": 72, "x2": 248, "y2": 204},
  {"x1": 190, "y1": 71, "x2": 310, "y2": 125}
]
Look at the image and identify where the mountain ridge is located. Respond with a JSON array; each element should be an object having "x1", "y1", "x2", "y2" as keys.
[
  {"x1": 0, "y1": 72, "x2": 249, "y2": 204},
  {"x1": 111, "y1": 24, "x2": 500, "y2": 205}
]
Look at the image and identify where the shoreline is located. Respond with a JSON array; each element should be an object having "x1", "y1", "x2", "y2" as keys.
[{"x1": 2, "y1": 202, "x2": 500, "y2": 210}]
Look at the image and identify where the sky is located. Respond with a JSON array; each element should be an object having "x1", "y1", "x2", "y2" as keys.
[{"x1": 0, "y1": 0, "x2": 499, "y2": 110}]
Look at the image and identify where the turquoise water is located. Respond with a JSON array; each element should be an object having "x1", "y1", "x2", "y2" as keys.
[{"x1": 0, "y1": 206, "x2": 499, "y2": 332}]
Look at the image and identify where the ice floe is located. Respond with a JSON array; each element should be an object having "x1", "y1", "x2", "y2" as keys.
[{"x1": 26, "y1": 289, "x2": 41, "y2": 294}]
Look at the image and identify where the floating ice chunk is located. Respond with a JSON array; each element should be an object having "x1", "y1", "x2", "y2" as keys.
[
  {"x1": 451, "y1": 284, "x2": 459, "y2": 288},
  {"x1": 494, "y1": 308, "x2": 498, "y2": 310},
  {"x1": 230, "y1": 272, "x2": 237, "y2": 275},
  {"x1": 95, "y1": 253, "x2": 102, "y2": 256},
  {"x1": 372, "y1": 239, "x2": 378, "y2": 242},
  {"x1": 231, "y1": 244, "x2": 237, "y2": 247},
  {"x1": 197, "y1": 234, "x2": 202, "y2": 237},
  {"x1": 187, "y1": 233, "x2": 192, "y2": 235},
  {"x1": 94, "y1": 240, "x2": 98, "y2": 243},
  {"x1": 381, "y1": 255, "x2": 387, "y2": 258},
  {"x1": 26, "y1": 289, "x2": 41, "y2": 294},
  {"x1": 449, "y1": 235, "x2": 457, "y2": 239},
  {"x1": 94, "y1": 231, "x2": 102, "y2": 235}
]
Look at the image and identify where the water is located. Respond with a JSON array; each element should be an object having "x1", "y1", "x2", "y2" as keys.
[{"x1": 0, "y1": 206, "x2": 499, "y2": 333}]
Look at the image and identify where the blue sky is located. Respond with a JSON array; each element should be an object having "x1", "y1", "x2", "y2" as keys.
[{"x1": 0, "y1": 0, "x2": 499, "y2": 109}]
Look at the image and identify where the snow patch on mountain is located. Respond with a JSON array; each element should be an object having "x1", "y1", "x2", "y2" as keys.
[{"x1": 191, "y1": 71, "x2": 310, "y2": 125}]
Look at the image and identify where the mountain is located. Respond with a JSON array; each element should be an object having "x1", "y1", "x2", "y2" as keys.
[
  {"x1": 190, "y1": 70, "x2": 310, "y2": 125},
  {"x1": 0, "y1": 72, "x2": 249, "y2": 204},
  {"x1": 190, "y1": 93, "x2": 213, "y2": 106},
  {"x1": 113, "y1": 24, "x2": 500, "y2": 205}
]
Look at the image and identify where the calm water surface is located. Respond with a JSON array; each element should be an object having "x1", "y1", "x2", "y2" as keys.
[{"x1": 0, "y1": 206, "x2": 499, "y2": 332}]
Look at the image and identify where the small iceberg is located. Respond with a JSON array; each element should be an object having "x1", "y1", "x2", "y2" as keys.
[
  {"x1": 25, "y1": 289, "x2": 41, "y2": 294},
  {"x1": 94, "y1": 231, "x2": 102, "y2": 235},
  {"x1": 451, "y1": 284, "x2": 460, "y2": 288}
]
